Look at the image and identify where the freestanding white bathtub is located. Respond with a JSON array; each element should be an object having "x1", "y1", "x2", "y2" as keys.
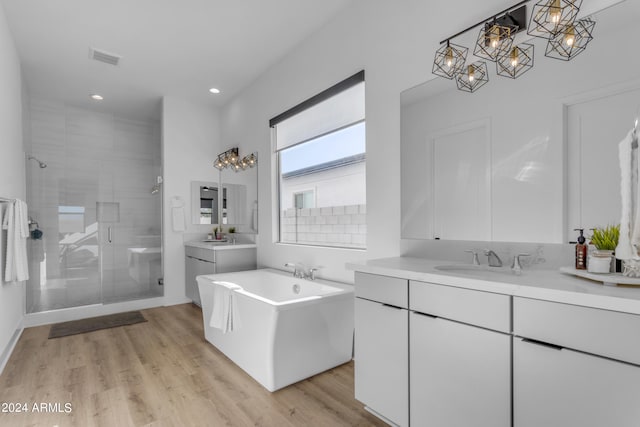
[{"x1": 197, "y1": 268, "x2": 354, "y2": 392}]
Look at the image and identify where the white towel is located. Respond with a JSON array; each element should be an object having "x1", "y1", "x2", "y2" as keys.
[
  {"x1": 616, "y1": 129, "x2": 640, "y2": 260},
  {"x1": 2, "y1": 199, "x2": 29, "y2": 282},
  {"x1": 171, "y1": 197, "x2": 186, "y2": 232},
  {"x1": 209, "y1": 281, "x2": 242, "y2": 333}
]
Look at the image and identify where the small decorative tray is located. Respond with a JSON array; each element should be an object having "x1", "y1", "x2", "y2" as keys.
[
  {"x1": 560, "y1": 267, "x2": 640, "y2": 287},
  {"x1": 202, "y1": 239, "x2": 228, "y2": 243}
]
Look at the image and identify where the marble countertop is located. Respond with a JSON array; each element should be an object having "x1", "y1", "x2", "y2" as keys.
[
  {"x1": 346, "y1": 257, "x2": 640, "y2": 315},
  {"x1": 184, "y1": 240, "x2": 257, "y2": 251}
]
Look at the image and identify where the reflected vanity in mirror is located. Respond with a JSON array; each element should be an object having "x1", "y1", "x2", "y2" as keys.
[{"x1": 401, "y1": 0, "x2": 639, "y2": 243}]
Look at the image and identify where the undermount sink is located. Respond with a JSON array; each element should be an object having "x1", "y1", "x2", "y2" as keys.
[{"x1": 434, "y1": 264, "x2": 514, "y2": 277}]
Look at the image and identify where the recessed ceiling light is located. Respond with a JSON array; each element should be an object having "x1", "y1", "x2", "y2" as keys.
[
  {"x1": 90, "y1": 94, "x2": 104, "y2": 101},
  {"x1": 209, "y1": 88, "x2": 221, "y2": 94}
]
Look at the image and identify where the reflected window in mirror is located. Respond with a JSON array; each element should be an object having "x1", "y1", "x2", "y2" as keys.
[{"x1": 199, "y1": 185, "x2": 218, "y2": 225}]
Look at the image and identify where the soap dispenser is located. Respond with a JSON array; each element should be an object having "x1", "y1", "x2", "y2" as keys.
[{"x1": 574, "y1": 228, "x2": 587, "y2": 270}]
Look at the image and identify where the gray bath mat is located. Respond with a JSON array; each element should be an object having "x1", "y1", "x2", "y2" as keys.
[{"x1": 48, "y1": 311, "x2": 147, "y2": 339}]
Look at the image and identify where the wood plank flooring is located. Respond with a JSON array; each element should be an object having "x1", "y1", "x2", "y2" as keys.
[{"x1": 0, "y1": 304, "x2": 385, "y2": 427}]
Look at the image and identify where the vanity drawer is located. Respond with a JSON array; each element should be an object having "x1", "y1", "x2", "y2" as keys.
[
  {"x1": 355, "y1": 272, "x2": 408, "y2": 308},
  {"x1": 410, "y1": 281, "x2": 511, "y2": 333},
  {"x1": 514, "y1": 297, "x2": 640, "y2": 365},
  {"x1": 185, "y1": 246, "x2": 216, "y2": 263}
]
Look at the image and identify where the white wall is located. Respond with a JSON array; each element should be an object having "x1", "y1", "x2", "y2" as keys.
[
  {"x1": 0, "y1": 2, "x2": 25, "y2": 366},
  {"x1": 162, "y1": 96, "x2": 222, "y2": 303},
  {"x1": 218, "y1": 0, "x2": 515, "y2": 282}
]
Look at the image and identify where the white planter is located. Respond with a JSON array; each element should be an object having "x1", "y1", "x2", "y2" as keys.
[{"x1": 588, "y1": 254, "x2": 612, "y2": 274}]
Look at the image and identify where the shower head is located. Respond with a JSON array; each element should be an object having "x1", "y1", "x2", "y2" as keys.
[
  {"x1": 150, "y1": 175, "x2": 163, "y2": 195},
  {"x1": 27, "y1": 155, "x2": 47, "y2": 168}
]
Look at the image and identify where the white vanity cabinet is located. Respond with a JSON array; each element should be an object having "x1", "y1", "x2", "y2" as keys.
[
  {"x1": 354, "y1": 272, "x2": 408, "y2": 427},
  {"x1": 513, "y1": 297, "x2": 640, "y2": 427},
  {"x1": 410, "y1": 281, "x2": 511, "y2": 427}
]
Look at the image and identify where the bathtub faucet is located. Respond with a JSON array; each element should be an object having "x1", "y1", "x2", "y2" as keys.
[
  {"x1": 284, "y1": 262, "x2": 305, "y2": 278},
  {"x1": 284, "y1": 263, "x2": 318, "y2": 280}
]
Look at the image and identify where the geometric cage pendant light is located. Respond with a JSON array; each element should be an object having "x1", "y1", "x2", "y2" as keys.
[
  {"x1": 474, "y1": 19, "x2": 517, "y2": 62},
  {"x1": 545, "y1": 17, "x2": 595, "y2": 61},
  {"x1": 455, "y1": 61, "x2": 490, "y2": 93},
  {"x1": 528, "y1": 0, "x2": 582, "y2": 39},
  {"x1": 432, "y1": 41, "x2": 468, "y2": 79},
  {"x1": 496, "y1": 43, "x2": 535, "y2": 78}
]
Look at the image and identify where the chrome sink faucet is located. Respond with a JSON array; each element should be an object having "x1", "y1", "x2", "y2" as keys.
[
  {"x1": 511, "y1": 253, "x2": 530, "y2": 275},
  {"x1": 483, "y1": 250, "x2": 503, "y2": 267}
]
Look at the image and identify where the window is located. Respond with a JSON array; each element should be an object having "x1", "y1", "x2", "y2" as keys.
[
  {"x1": 271, "y1": 71, "x2": 366, "y2": 249},
  {"x1": 293, "y1": 190, "x2": 315, "y2": 209}
]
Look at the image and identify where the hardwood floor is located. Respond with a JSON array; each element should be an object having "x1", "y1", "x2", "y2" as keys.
[{"x1": 0, "y1": 304, "x2": 385, "y2": 427}]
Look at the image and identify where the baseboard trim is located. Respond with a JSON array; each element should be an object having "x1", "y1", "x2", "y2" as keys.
[{"x1": 0, "y1": 326, "x2": 24, "y2": 376}]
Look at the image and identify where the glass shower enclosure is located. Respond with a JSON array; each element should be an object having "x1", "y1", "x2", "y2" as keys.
[{"x1": 25, "y1": 101, "x2": 163, "y2": 313}]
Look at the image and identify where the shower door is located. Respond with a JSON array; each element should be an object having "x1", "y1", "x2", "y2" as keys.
[
  {"x1": 100, "y1": 125, "x2": 163, "y2": 304},
  {"x1": 25, "y1": 101, "x2": 162, "y2": 313}
]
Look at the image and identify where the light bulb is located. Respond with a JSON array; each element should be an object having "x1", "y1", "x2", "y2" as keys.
[
  {"x1": 468, "y1": 65, "x2": 475, "y2": 82},
  {"x1": 445, "y1": 46, "x2": 454, "y2": 68},
  {"x1": 564, "y1": 26, "x2": 575, "y2": 46},
  {"x1": 510, "y1": 47, "x2": 519, "y2": 67},
  {"x1": 488, "y1": 26, "x2": 500, "y2": 49},
  {"x1": 549, "y1": 0, "x2": 562, "y2": 24}
]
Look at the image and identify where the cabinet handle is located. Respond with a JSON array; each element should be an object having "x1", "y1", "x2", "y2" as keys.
[
  {"x1": 412, "y1": 311, "x2": 438, "y2": 319},
  {"x1": 108, "y1": 226, "x2": 112, "y2": 243},
  {"x1": 381, "y1": 303, "x2": 404, "y2": 310},
  {"x1": 521, "y1": 338, "x2": 563, "y2": 351},
  {"x1": 186, "y1": 255, "x2": 214, "y2": 263}
]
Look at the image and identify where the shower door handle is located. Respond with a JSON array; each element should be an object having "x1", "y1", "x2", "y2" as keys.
[{"x1": 108, "y1": 226, "x2": 112, "y2": 243}]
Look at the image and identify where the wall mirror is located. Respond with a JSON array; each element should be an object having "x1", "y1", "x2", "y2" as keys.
[
  {"x1": 401, "y1": 0, "x2": 639, "y2": 243},
  {"x1": 190, "y1": 155, "x2": 258, "y2": 232}
]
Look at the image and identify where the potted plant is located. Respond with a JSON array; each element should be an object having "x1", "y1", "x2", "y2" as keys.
[
  {"x1": 213, "y1": 226, "x2": 223, "y2": 240},
  {"x1": 228, "y1": 226, "x2": 236, "y2": 234},
  {"x1": 588, "y1": 225, "x2": 620, "y2": 273}
]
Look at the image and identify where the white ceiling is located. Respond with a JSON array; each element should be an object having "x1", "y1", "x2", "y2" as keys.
[{"x1": 1, "y1": 0, "x2": 354, "y2": 120}]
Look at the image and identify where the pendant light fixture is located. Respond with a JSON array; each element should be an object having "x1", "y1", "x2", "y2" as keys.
[
  {"x1": 455, "y1": 61, "x2": 490, "y2": 93},
  {"x1": 430, "y1": 0, "x2": 596, "y2": 92},
  {"x1": 213, "y1": 148, "x2": 258, "y2": 172},
  {"x1": 496, "y1": 43, "x2": 534, "y2": 78},
  {"x1": 528, "y1": 0, "x2": 582, "y2": 39},
  {"x1": 473, "y1": 18, "x2": 517, "y2": 62},
  {"x1": 432, "y1": 41, "x2": 468, "y2": 79},
  {"x1": 544, "y1": 17, "x2": 595, "y2": 60}
]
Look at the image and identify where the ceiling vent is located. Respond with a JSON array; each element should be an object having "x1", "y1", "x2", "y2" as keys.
[{"x1": 89, "y1": 47, "x2": 121, "y2": 66}]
